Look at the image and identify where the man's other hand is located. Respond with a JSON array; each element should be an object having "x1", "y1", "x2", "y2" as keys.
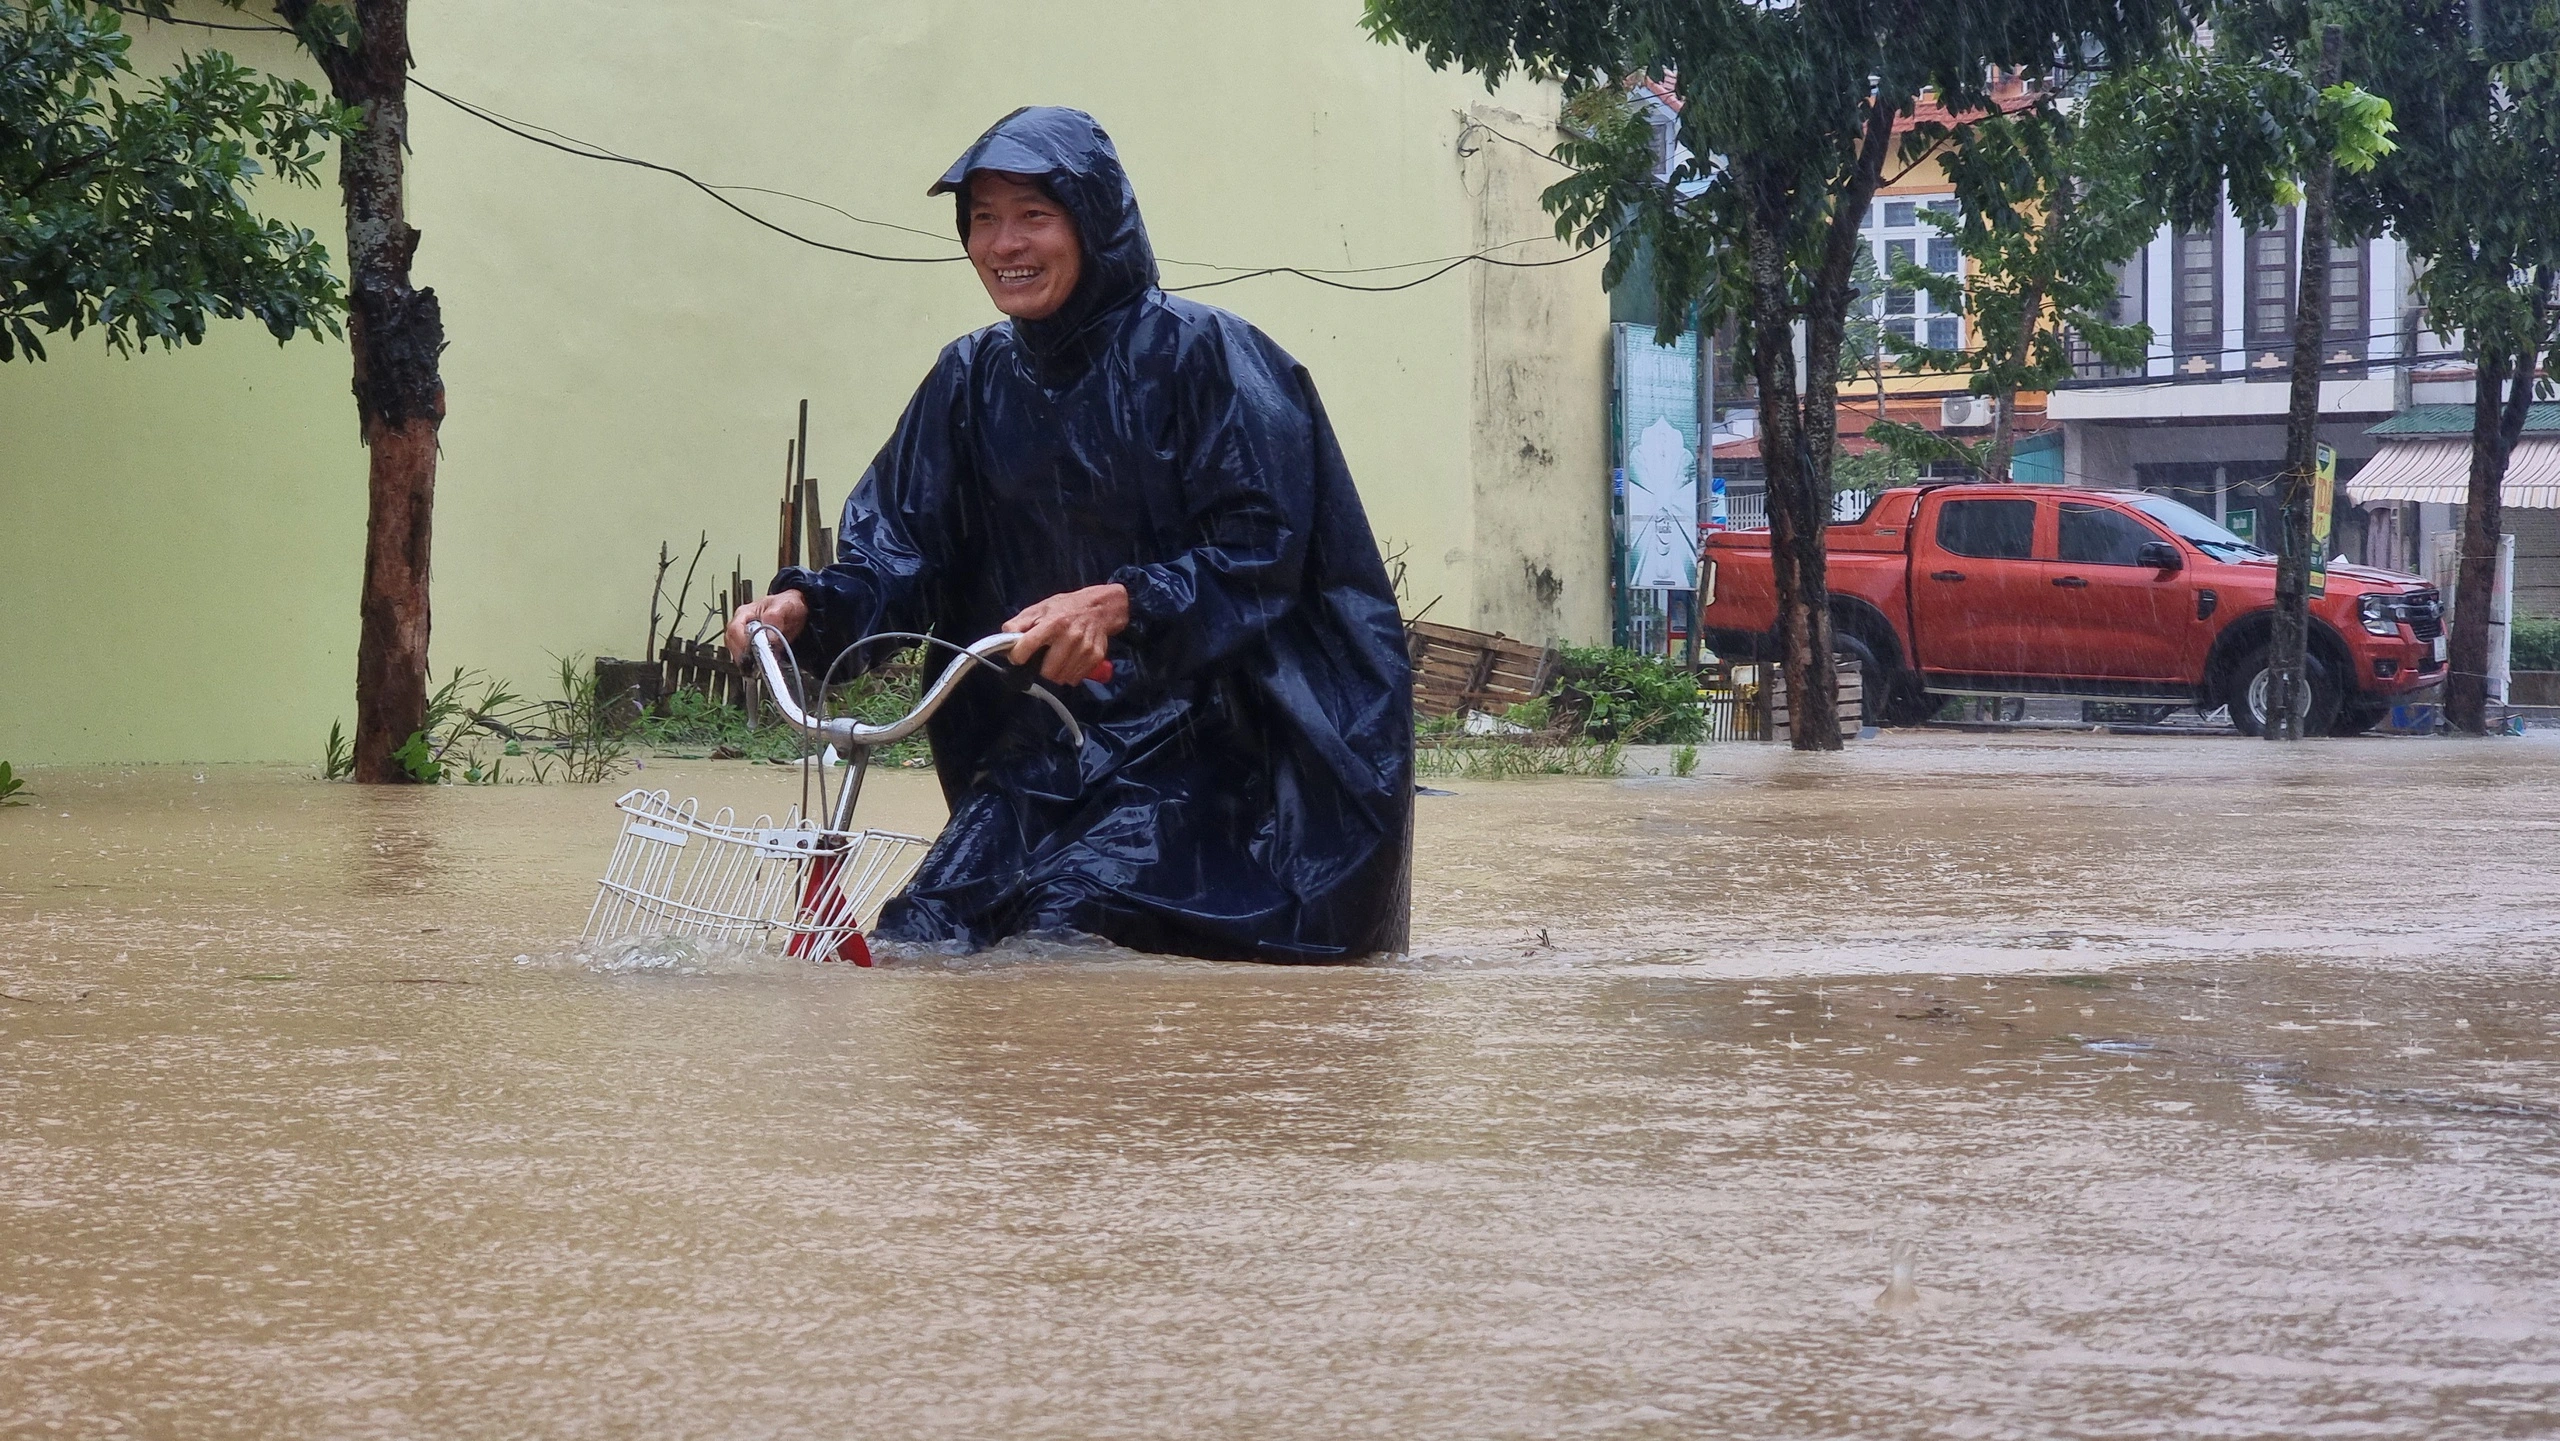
[
  {"x1": 1004, "y1": 583, "x2": 1129, "y2": 685},
  {"x1": 725, "y1": 590, "x2": 810, "y2": 661}
]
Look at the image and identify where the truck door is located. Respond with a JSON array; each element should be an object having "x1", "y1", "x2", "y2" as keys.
[
  {"x1": 1911, "y1": 494, "x2": 2046, "y2": 677},
  {"x1": 2046, "y1": 499, "x2": 2194, "y2": 682}
]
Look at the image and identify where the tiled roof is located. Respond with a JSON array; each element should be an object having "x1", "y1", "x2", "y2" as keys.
[{"x1": 2366, "y1": 404, "x2": 2560, "y2": 438}]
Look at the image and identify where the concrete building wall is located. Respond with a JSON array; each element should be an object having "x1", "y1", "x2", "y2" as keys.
[
  {"x1": 0, "y1": 1, "x2": 1606, "y2": 765},
  {"x1": 1460, "y1": 105, "x2": 1612, "y2": 645}
]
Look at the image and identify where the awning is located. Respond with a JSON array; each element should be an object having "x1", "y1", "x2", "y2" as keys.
[{"x1": 2346, "y1": 437, "x2": 2560, "y2": 508}]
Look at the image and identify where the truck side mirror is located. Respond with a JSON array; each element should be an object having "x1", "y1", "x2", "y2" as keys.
[{"x1": 2137, "y1": 540, "x2": 2183, "y2": 572}]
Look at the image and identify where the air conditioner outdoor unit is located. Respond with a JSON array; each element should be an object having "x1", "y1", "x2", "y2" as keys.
[{"x1": 1941, "y1": 396, "x2": 1996, "y2": 429}]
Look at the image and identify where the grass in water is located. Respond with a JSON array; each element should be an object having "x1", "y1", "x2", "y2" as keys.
[
  {"x1": 1413, "y1": 700, "x2": 1625, "y2": 778},
  {"x1": 1414, "y1": 738, "x2": 1624, "y2": 779}
]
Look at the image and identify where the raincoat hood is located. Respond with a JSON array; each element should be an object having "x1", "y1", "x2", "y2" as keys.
[{"x1": 932, "y1": 107, "x2": 1160, "y2": 373}]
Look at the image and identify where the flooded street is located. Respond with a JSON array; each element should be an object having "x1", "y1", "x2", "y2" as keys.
[{"x1": 6, "y1": 732, "x2": 2560, "y2": 1438}]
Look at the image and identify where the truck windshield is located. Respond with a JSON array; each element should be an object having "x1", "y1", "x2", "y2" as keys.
[{"x1": 2123, "y1": 493, "x2": 2271, "y2": 562}]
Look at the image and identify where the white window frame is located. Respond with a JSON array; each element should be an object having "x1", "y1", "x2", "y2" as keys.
[{"x1": 1869, "y1": 194, "x2": 1965, "y2": 350}]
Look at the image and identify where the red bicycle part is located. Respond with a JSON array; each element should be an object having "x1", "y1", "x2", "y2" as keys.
[{"x1": 785, "y1": 846, "x2": 875, "y2": 967}]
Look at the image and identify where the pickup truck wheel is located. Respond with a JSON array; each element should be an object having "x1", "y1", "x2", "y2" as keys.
[{"x1": 2229, "y1": 646, "x2": 2343, "y2": 737}]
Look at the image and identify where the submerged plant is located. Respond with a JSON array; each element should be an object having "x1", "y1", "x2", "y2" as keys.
[
  {"x1": 391, "y1": 668, "x2": 523, "y2": 784},
  {"x1": 1551, "y1": 645, "x2": 1706, "y2": 744},
  {"x1": 539, "y1": 654, "x2": 631, "y2": 785},
  {"x1": 321, "y1": 720, "x2": 354, "y2": 780},
  {"x1": 364, "y1": 659, "x2": 640, "y2": 786},
  {"x1": 0, "y1": 761, "x2": 26, "y2": 806}
]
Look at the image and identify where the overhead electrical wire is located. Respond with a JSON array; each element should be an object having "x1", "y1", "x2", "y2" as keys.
[
  {"x1": 409, "y1": 77, "x2": 966, "y2": 265},
  {"x1": 411, "y1": 79, "x2": 1600, "y2": 291},
  {"x1": 103, "y1": 2, "x2": 1600, "y2": 291}
]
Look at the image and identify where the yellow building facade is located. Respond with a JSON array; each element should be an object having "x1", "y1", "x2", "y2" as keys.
[{"x1": 0, "y1": 2, "x2": 1610, "y2": 765}]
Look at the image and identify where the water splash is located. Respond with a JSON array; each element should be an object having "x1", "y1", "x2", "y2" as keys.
[
  {"x1": 1875, "y1": 1239, "x2": 1922, "y2": 1313},
  {"x1": 522, "y1": 934, "x2": 800, "y2": 977}
]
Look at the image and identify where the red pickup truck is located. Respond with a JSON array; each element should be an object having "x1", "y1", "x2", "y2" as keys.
[{"x1": 1699, "y1": 484, "x2": 2447, "y2": 735}]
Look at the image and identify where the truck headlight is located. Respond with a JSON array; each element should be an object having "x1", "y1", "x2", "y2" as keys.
[{"x1": 2358, "y1": 593, "x2": 2400, "y2": 637}]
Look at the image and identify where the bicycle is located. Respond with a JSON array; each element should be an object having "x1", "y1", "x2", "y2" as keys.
[{"x1": 584, "y1": 623, "x2": 1101, "y2": 965}]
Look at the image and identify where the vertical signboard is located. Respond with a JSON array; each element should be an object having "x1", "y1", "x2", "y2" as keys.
[
  {"x1": 2309, "y1": 443, "x2": 2337, "y2": 597},
  {"x1": 1611, "y1": 323, "x2": 1702, "y2": 599}
]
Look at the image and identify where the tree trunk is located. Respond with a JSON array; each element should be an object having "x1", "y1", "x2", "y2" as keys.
[
  {"x1": 2444, "y1": 266, "x2": 2553, "y2": 734},
  {"x1": 1747, "y1": 97, "x2": 1896, "y2": 752},
  {"x1": 2266, "y1": 24, "x2": 2342, "y2": 742},
  {"x1": 289, "y1": 0, "x2": 446, "y2": 782},
  {"x1": 1743, "y1": 207, "x2": 1834, "y2": 751},
  {"x1": 2446, "y1": 344, "x2": 2537, "y2": 732}
]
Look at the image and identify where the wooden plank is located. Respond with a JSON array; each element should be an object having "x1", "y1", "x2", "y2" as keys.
[
  {"x1": 800, "y1": 477, "x2": 824, "y2": 576},
  {"x1": 1408, "y1": 620, "x2": 1491, "y2": 646},
  {"x1": 1406, "y1": 619, "x2": 1564, "y2": 718},
  {"x1": 1768, "y1": 664, "x2": 1865, "y2": 741}
]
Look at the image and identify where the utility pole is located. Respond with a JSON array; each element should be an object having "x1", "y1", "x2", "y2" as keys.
[
  {"x1": 2267, "y1": 23, "x2": 2344, "y2": 742},
  {"x1": 1691, "y1": 312, "x2": 1712, "y2": 670}
]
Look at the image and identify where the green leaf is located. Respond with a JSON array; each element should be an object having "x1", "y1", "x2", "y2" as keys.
[
  {"x1": 1, "y1": 0, "x2": 353, "y2": 362},
  {"x1": 390, "y1": 731, "x2": 442, "y2": 785}
]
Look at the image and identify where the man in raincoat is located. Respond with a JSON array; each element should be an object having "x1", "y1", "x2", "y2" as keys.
[{"x1": 726, "y1": 107, "x2": 1413, "y2": 962}]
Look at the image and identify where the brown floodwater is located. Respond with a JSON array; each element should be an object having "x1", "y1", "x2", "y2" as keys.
[{"x1": 5, "y1": 732, "x2": 2560, "y2": 1438}]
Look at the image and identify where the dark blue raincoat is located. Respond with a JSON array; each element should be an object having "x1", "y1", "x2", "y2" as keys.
[{"x1": 772, "y1": 107, "x2": 1413, "y2": 962}]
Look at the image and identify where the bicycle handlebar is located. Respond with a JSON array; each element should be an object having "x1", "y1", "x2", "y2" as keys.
[{"x1": 744, "y1": 623, "x2": 1094, "y2": 752}]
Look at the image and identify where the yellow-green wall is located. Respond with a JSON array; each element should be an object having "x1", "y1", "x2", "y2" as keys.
[{"x1": 0, "y1": 1, "x2": 1608, "y2": 765}]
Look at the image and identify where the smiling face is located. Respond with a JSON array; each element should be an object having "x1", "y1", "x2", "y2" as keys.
[{"x1": 965, "y1": 172, "x2": 1082, "y2": 322}]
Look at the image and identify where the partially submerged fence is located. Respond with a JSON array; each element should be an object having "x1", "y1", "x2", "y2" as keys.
[
  {"x1": 1408, "y1": 620, "x2": 1863, "y2": 744},
  {"x1": 1768, "y1": 662, "x2": 1864, "y2": 743},
  {"x1": 1409, "y1": 621, "x2": 1558, "y2": 721}
]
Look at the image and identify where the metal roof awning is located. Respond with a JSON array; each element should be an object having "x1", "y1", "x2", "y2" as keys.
[{"x1": 2346, "y1": 436, "x2": 2560, "y2": 508}]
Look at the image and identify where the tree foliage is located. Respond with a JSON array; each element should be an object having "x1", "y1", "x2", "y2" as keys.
[
  {"x1": 1364, "y1": 0, "x2": 2206, "y2": 749},
  {"x1": 2324, "y1": 0, "x2": 2560, "y2": 378},
  {"x1": 0, "y1": 0, "x2": 353, "y2": 360},
  {"x1": 2298, "y1": 0, "x2": 2560, "y2": 732},
  {"x1": 1876, "y1": 58, "x2": 2391, "y2": 480},
  {"x1": 1877, "y1": 97, "x2": 2156, "y2": 478}
]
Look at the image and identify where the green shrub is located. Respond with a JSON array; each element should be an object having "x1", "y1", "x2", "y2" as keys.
[
  {"x1": 628, "y1": 658, "x2": 931, "y2": 769},
  {"x1": 333, "y1": 659, "x2": 642, "y2": 785},
  {"x1": 1550, "y1": 645, "x2": 1706, "y2": 743},
  {"x1": 2513, "y1": 616, "x2": 2560, "y2": 672},
  {"x1": 542, "y1": 655, "x2": 631, "y2": 784}
]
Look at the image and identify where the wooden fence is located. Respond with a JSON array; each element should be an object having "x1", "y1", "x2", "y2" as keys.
[
  {"x1": 1767, "y1": 662, "x2": 1865, "y2": 742},
  {"x1": 1408, "y1": 620, "x2": 1558, "y2": 720}
]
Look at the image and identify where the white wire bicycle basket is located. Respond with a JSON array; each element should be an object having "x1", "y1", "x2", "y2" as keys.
[
  {"x1": 585, "y1": 788, "x2": 927, "y2": 965},
  {"x1": 584, "y1": 623, "x2": 1096, "y2": 967}
]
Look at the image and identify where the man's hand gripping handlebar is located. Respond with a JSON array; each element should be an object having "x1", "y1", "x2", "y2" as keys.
[{"x1": 741, "y1": 622, "x2": 1104, "y2": 752}]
